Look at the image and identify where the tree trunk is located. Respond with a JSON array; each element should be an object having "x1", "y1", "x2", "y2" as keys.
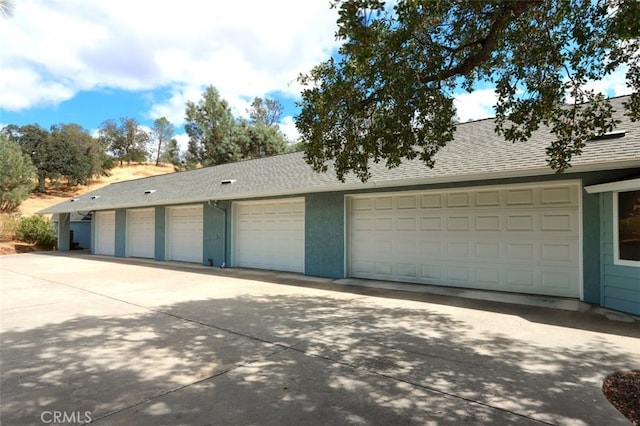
[{"x1": 155, "y1": 140, "x2": 162, "y2": 167}]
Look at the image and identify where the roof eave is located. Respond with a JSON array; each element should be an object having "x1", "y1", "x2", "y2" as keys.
[{"x1": 36, "y1": 158, "x2": 640, "y2": 214}]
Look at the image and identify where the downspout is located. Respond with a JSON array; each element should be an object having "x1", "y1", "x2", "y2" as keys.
[{"x1": 207, "y1": 200, "x2": 226, "y2": 268}]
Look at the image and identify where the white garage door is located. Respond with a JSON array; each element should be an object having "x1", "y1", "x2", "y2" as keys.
[
  {"x1": 127, "y1": 208, "x2": 155, "y2": 258},
  {"x1": 95, "y1": 211, "x2": 115, "y2": 256},
  {"x1": 235, "y1": 199, "x2": 305, "y2": 273},
  {"x1": 167, "y1": 205, "x2": 203, "y2": 263},
  {"x1": 349, "y1": 183, "x2": 581, "y2": 297}
]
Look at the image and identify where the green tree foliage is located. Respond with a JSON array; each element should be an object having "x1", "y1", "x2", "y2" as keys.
[
  {"x1": 185, "y1": 86, "x2": 239, "y2": 167},
  {"x1": 2, "y1": 123, "x2": 113, "y2": 192},
  {"x1": 98, "y1": 118, "x2": 150, "y2": 166},
  {"x1": 3, "y1": 124, "x2": 51, "y2": 192},
  {"x1": 151, "y1": 117, "x2": 174, "y2": 166},
  {"x1": 184, "y1": 86, "x2": 288, "y2": 167},
  {"x1": 160, "y1": 138, "x2": 182, "y2": 168},
  {"x1": 0, "y1": 135, "x2": 36, "y2": 212},
  {"x1": 248, "y1": 97, "x2": 284, "y2": 127},
  {"x1": 234, "y1": 121, "x2": 288, "y2": 159},
  {"x1": 15, "y1": 215, "x2": 57, "y2": 250},
  {"x1": 49, "y1": 123, "x2": 110, "y2": 185},
  {"x1": 297, "y1": 0, "x2": 640, "y2": 182}
]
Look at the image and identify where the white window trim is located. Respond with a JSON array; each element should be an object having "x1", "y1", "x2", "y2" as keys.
[{"x1": 613, "y1": 190, "x2": 640, "y2": 267}]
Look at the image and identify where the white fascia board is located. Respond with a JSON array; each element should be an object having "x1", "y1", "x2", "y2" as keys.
[{"x1": 585, "y1": 177, "x2": 640, "y2": 194}]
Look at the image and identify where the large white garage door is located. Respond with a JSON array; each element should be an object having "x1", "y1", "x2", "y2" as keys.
[
  {"x1": 127, "y1": 208, "x2": 155, "y2": 258},
  {"x1": 235, "y1": 198, "x2": 305, "y2": 273},
  {"x1": 349, "y1": 183, "x2": 581, "y2": 297},
  {"x1": 167, "y1": 205, "x2": 203, "y2": 263},
  {"x1": 95, "y1": 211, "x2": 115, "y2": 256}
]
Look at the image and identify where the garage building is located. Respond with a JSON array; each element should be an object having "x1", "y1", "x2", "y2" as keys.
[{"x1": 40, "y1": 96, "x2": 640, "y2": 316}]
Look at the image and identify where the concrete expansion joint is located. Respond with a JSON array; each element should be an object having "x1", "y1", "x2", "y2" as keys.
[
  {"x1": 89, "y1": 333, "x2": 292, "y2": 424},
  {"x1": 286, "y1": 343, "x2": 553, "y2": 425}
]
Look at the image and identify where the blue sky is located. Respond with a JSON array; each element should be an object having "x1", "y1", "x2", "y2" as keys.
[
  {"x1": 0, "y1": 1, "x2": 631, "y2": 154},
  {"x1": 0, "y1": 0, "x2": 343, "y2": 151}
]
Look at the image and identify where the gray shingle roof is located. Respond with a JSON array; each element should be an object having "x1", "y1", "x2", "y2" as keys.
[{"x1": 39, "y1": 96, "x2": 640, "y2": 214}]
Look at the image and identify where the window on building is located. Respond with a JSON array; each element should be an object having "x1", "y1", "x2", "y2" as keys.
[{"x1": 616, "y1": 190, "x2": 640, "y2": 264}]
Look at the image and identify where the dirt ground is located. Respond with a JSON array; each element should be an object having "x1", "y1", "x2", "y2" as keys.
[
  {"x1": 18, "y1": 163, "x2": 175, "y2": 216},
  {"x1": 603, "y1": 370, "x2": 640, "y2": 425},
  {"x1": 1, "y1": 163, "x2": 175, "y2": 255}
]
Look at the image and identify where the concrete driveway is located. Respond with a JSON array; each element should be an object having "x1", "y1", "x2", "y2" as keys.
[{"x1": 1, "y1": 252, "x2": 638, "y2": 425}]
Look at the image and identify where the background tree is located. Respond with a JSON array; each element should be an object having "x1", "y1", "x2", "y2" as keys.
[
  {"x1": 3, "y1": 124, "x2": 54, "y2": 192},
  {"x1": 151, "y1": 117, "x2": 174, "y2": 166},
  {"x1": 99, "y1": 118, "x2": 149, "y2": 166},
  {"x1": 185, "y1": 85, "x2": 239, "y2": 167},
  {"x1": 248, "y1": 97, "x2": 284, "y2": 127},
  {"x1": 49, "y1": 123, "x2": 111, "y2": 186},
  {"x1": 0, "y1": 135, "x2": 36, "y2": 212},
  {"x1": 160, "y1": 138, "x2": 182, "y2": 168},
  {"x1": 237, "y1": 96, "x2": 289, "y2": 158},
  {"x1": 234, "y1": 121, "x2": 288, "y2": 159},
  {"x1": 185, "y1": 88, "x2": 289, "y2": 167},
  {"x1": 297, "y1": 0, "x2": 640, "y2": 182}
]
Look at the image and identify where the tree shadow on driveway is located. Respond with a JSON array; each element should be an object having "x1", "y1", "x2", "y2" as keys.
[{"x1": 1, "y1": 285, "x2": 638, "y2": 424}]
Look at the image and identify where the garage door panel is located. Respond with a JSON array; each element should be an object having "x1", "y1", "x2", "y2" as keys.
[
  {"x1": 475, "y1": 242, "x2": 501, "y2": 258},
  {"x1": 541, "y1": 269, "x2": 575, "y2": 291},
  {"x1": 95, "y1": 211, "x2": 115, "y2": 256},
  {"x1": 128, "y1": 209, "x2": 155, "y2": 258},
  {"x1": 476, "y1": 215, "x2": 501, "y2": 231},
  {"x1": 421, "y1": 264, "x2": 443, "y2": 280},
  {"x1": 541, "y1": 185, "x2": 578, "y2": 204},
  {"x1": 350, "y1": 183, "x2": 581, "y2": 297},
  {"x1": 397, "y1": 262, "x2": 417, "y2": 278},
  {"x1": 507, "y1": 270, "x2": 536, "y2": 289},
  {"x1": 167, "y1": 205, "x2": 203, "y2": 263},
  {"x1": 447, "y1": 266, "x2": 471, "y2": 283},
  {"x1": 477, "y1": 268, "x2": 500, "y2": 285},
  {"x1": 476, "y1": 191, "x2": 501, "y2": 206},
  {"x1": 235, "y1": 199, "x2": 304, "y2": 273},
  {"x1": 541, "y1": 242, "x2": 575, "y2": 262}
]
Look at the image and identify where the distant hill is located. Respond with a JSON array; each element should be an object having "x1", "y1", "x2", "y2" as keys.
[{"x1": 19, "y1": 163, "x2": 176, "y2": 216}]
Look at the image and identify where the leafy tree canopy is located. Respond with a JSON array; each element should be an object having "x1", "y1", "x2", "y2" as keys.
[
  {"x1": 2, "y1": 123, "x2": 113, "y2": 191},
  {"x1": 296, "y1": 0, "x2": 640, "y2": 182},
  {"x1": 185, "y1": 86, "x2": 239, "y2": 167},
  {"x1": 248, "y1": 97, "x2": 284, "y2": 127},
  {"x1": 151, "y1": 117, "x2": 174, "y2": 167},
  {"x1": 0, "y1": 135, "x2": 36, "y2": 212},
  {"x1": 50, "y1": 123, "x2": 109, "y2": 186},
  {"x1": 98, "y1": 118, "x2": 149, "y2": 166},
  {"x1": 185, "y1": 86, "x2": 288, "y2": 167}
]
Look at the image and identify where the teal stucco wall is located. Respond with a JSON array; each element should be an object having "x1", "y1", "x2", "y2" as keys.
[
  {"x1": 56, "y1": 213, "x2": 71, "y2": 251},
  {"x1": 305, "y1": 192, "x2": 345, "y2": 278},
  {"x1": 599, "y1": 192, "x2": 640, "y2": 315},
  {"x1": 154, "y1": 206, "x2": 166, "y2": 261},
  {"x1": 203, "y1": 200, "x2": 230, "y2": 267},
  {"x1": 114, "y1": 209, "x2": 127, "y2": 257},
  {"x1": 580, "y1": 169, "x2": 639, "y2": 305}
]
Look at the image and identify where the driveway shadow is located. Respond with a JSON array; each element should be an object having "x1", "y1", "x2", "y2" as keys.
[
  {"x1": 39, "y1": 251, "x2": 640, "y2": 338},
  {"x1": 1, "y1": 290, "x2": 637, "y2": 425}
]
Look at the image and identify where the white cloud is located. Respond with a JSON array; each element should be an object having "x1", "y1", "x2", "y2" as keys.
[
  {"x1": 565, "y1": 65, "x2": 632, "y2": 104},
  {"x1": 452, "y1": 65, "x2": 632, "y2": 123},
  {"x1": 0, "y1": 0, "x2": 340, "y2": 125},
  {"x1": 174, "y1": 133, "x2": 190, "y2": 154},
  {"x1": 279, "y1": 115, "x2": 300, "y2": 144},
  {"x1": 453, "y1": 89, "x2": 498, "y2": 122}
]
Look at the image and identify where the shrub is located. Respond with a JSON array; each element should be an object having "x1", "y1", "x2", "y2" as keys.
[
  {"x1": 15, "y1": 215, "x2": 57, "y2": 250},
  {"x1": 0, "y1": 214, "x2": 20, "y2": 242}
]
